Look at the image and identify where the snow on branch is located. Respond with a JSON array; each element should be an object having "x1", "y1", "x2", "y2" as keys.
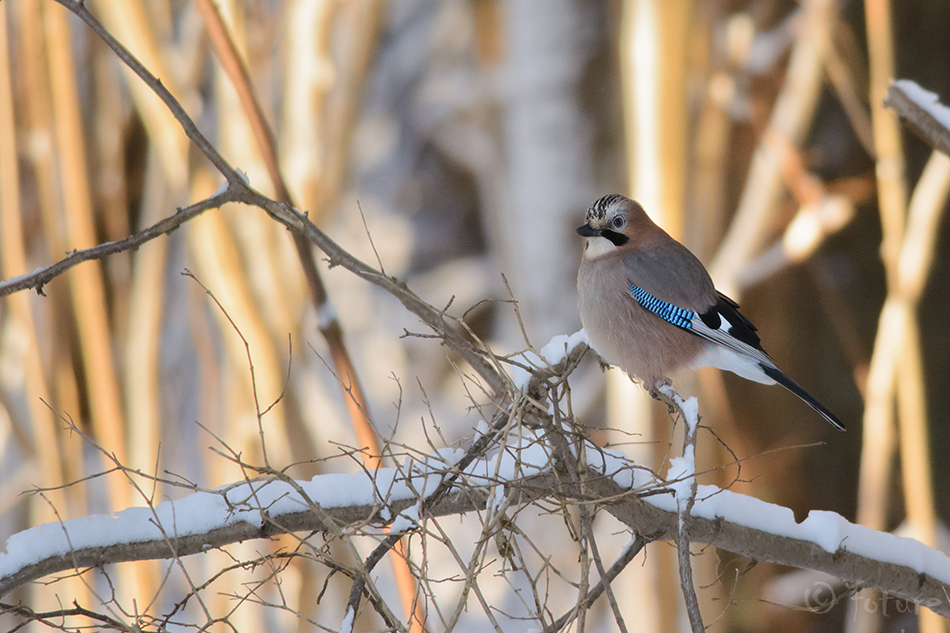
[
  {"x1": 592, "y1": 469, "x2": 950, "y2": 617},
  {"x1": 1, "y1": 331, "x2": 947, "y2": 619},
  {"x1": 886, "y1": 80, "x2": 950, "y2": 157},
  {"x1": 4, "y1": 411, "x2": 950, "y2": 616}
]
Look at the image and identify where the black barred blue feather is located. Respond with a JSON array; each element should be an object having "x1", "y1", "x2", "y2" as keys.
[{"x1": 630, "y1": 286, "x2": 695, "y2": 330}]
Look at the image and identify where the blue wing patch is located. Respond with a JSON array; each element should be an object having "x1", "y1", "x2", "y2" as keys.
[{"x1": 630, "y1": 286, "x2": 695, "y2": 330}]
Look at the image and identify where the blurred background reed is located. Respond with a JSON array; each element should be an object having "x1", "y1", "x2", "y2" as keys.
[{"x1": 1, "y1": 0, "x2": 950, "y2": 631}]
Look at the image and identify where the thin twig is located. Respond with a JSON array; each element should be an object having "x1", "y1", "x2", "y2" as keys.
[
  {"x1": 659, "y1": 386, "x2": 705, "y2": 632},
  {"x1": 0, "y1": 188, "x2": 238, "y2": 296},
  {"x1": 547, "y1": 536, "x2": 645, "y2": 633}
]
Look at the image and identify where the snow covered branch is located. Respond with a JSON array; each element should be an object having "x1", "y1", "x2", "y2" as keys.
[
  {"x1": 587, "y1": 470, "x2": 950, "y2": 618},
  {"x1": 0, "y1": 464, "x2": 533, "y2": 598},
  {"x1": 886, "y1": 80, "x2": 950, "y2": 157},
  {"x1": 4, "y1": 406, "x2": 950, "y2": 618}
]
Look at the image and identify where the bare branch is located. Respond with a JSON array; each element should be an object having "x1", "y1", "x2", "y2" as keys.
[
  {"x1": 0, "y1": 188, "x2": 237, "y2": 297},
  {"x1": 49, "y1": 0, "x2": 243, "y2": 184},
  {"x1": 660, "y1": 386, "x2": 705, "y2": 632}
]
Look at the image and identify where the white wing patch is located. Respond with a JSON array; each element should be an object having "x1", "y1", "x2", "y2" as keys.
[
  {"x1": 718, "y1": 314, "x2": 733, "y2": 332},
  {"x1": 688, "y1": 314, "x2": 776, "y2": 374}
]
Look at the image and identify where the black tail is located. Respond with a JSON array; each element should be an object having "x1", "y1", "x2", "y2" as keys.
[{"x1": 760, "y1": 364, "x2": 845, "y2": 431}]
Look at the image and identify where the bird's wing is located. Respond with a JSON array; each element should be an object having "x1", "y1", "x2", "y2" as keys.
[
  {"x1": 621, "y1": 246, "x2": 767, "y2": 359},
  {"x1": 627, "y1": 284, "x2": 774, "y2": 368},
  {"x1": 621, "y1": 244, "x2": 717, "y2": 310},
  {"x1": 626, "y1": 284, "x2": 847, "y2": 430}
]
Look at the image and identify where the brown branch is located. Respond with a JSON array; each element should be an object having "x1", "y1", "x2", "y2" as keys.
[
  {"x1": 6, "y1": 456, "x2": 950, "y2": 617},
  {"x1": 0, "y1": 600, "x2": 130, "y2": 631},
  {"x1": 194, "y1": 0, "x2": 385, "y2": 479},
  {"x1": 0, "y1": 188, "x2": 238, "y2": 297}
]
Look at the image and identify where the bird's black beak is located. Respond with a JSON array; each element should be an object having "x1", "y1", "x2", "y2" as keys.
[{"x1": 576, "y1": 224, "x2": 600, "y2": 237}]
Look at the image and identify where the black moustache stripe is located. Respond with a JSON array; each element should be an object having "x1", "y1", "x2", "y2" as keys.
[{"x1": 602, "y1": 229, "x2": 629, "y2": 246}]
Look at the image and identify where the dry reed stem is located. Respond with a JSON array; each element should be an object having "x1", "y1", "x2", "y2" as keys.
[
  {"x1": 124, "y1": 154, "x2": 170, "y2": 503},
  {"x1": 853, "y1": 5, "x2": 906, "y2": 584},
  {"x1": 854, "y1": 6, "x2": 906, "y2": 617},
  {"x1": 187, "y1": 206, "x2": 293, "y2": 466},
  {"x1": 93, "y1": 46, "x2": 133, "y2": 325},
  {"x1": 690, "y1": 71, "x2": 731, "y2": 258},
  {"x1": 894, "y1": 152, "x2": 950, "y2": 547},
  {"x1": 94, "y1": 0, "x2": 189, "y2": 189},
  {"x1": 739, "y1": 128, "x2": 857, "y2": 287},
  {"x1": 619, "y1": 4, "x2": 677, "y2": 630},
  {"x1": 307, "y1": 0, "x2": 384, "y2": 223},
  {"x1": 710, "y1": 0, "x2": 836, "y2": 296},
  {"x1": 195, "y1": 1, "x2": 425, "y2": 625},
  {"x1": 46, "y1": 2, "x2": 171, "y2": 608},
  {"x1": 852, "y1": 151, "x2": 950, "y2": 633},
  {"x1": 197, "y1": 0, "x2": 377, "y2": 463},
  {"x1": 856, "y1": 6, "x2": 932, "y2": 633},
  {"x1": 864, "y1": 0, "x2": 907, "y2": 281},
  {"x1": 824, "y1": 34, "x2": 875, "y2": 155},
  {"x1": 0, "y1": 16, "x2": 92, "y2": 613},
  {"x1": 0, "y1": 3, "x2": 67, "y2": 514},
  {"x1": 280, "y1": 0, "x2": 334, "y2": 213},
  {"x1": 45, "y1": 2, "x2": 130, "y2": 503}
]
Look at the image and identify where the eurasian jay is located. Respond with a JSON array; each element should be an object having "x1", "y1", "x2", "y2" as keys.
[{"x1": 576, "y1": 194, "x2": 844, "y2": 430}]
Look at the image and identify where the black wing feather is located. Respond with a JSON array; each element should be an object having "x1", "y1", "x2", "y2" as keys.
[{"x1": 699, "y1": 292, "x2": 763, "y2": 351}]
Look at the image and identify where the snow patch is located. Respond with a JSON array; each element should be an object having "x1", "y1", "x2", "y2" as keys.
[
  {"x1": 893, "y1": 79, "x2": 950, "y2": 134},
  {"x1": 511, "y1": 330, "x2": 590, "y2": 389},
  {"x1": 390, "y1": 505, "x2": 420, "y2": 534},
  {"x1": 338, "y1": 605, "x2": 355, "y2": 633}
]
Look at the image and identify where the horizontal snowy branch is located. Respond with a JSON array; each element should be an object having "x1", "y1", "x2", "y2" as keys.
[
  {"x1": 3, "y1": 440, "x2": 950, "y2": 617},
  {"x1": 589, "y1": 475, "x2": 950, "y2": 616},
  {"x1": 0, "y1": 462, "x2": 497, "y2": 597}
]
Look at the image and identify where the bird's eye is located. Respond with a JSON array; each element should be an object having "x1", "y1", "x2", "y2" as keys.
[{"x1": 611, "y1": 216, "x2": 625, "y2": 230}]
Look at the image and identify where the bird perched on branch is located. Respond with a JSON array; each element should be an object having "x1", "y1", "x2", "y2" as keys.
[{"x1": 576, "y1": 194, "x2": 844, "y2": 430}]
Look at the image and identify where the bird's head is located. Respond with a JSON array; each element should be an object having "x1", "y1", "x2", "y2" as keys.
[{"x1": 576, "y1": 194, "x2": 648, "y2": 257}]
